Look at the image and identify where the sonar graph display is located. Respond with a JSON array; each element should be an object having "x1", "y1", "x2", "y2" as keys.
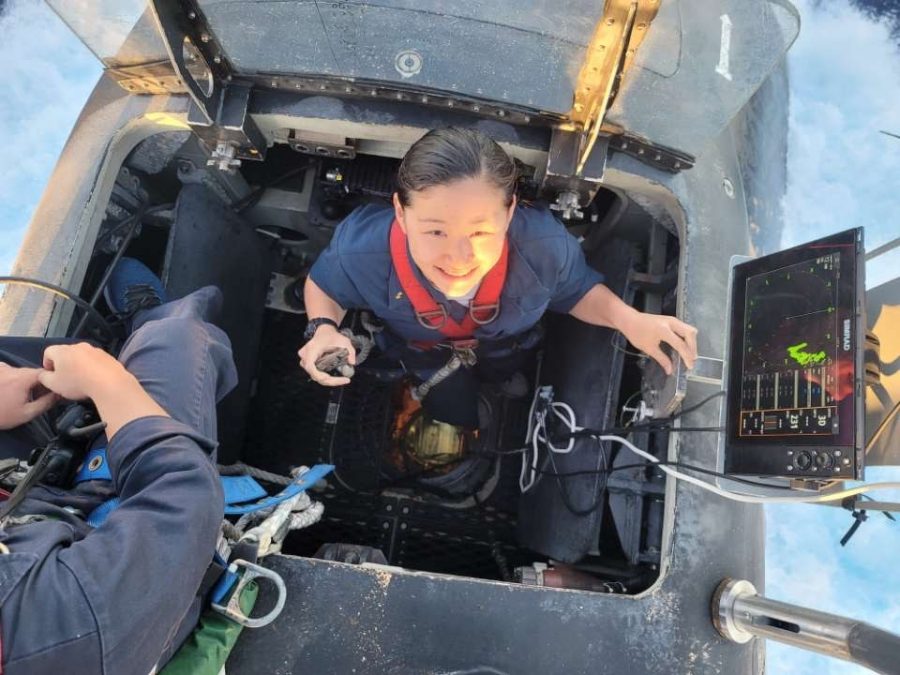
[{"x1": 739, "y1": 254, "x2": 842, "y2": 438}]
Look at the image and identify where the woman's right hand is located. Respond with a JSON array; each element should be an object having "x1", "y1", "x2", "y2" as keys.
[{"x1": 298, "y1": 325, "x2": 356, "y2": 386}]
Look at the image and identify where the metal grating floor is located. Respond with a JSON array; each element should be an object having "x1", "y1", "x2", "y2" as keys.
[{"x1": 243, "y1": 310, "x2": 540, "y2": 580}]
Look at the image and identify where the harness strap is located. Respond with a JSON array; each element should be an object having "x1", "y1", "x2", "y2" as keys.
[
  {"x1": 74, "y1": 446, "x2": 111, "y2": 483},
  {"x1": 389, "y1": 219, "x2": 508, "y2": 343},
  {"x1": 78, "y1": 448, "x2": 333, "y2": 518}
]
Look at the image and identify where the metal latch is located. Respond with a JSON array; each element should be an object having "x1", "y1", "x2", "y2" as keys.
[{"x1": 211, "y1": 559, "x2": 287, "y2": 628}]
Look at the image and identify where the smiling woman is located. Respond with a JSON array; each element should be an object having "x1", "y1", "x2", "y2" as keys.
[{"x1": 298, "y1": 127, "x2": 698, "y2": 428}]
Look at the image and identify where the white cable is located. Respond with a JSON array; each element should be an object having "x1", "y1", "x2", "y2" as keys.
[
  {"x1": 521, "y1": 388, "x2": 900, "y2": 504},
  {"x1": 520, "y1": 388, "x2": 542, "y2": 493},
  {"x1": 601, "y1": 433, "x2": 900, "y2": 504},
  {"x1": 521, "y1": 392, "x2": 582, "y2": 492}
]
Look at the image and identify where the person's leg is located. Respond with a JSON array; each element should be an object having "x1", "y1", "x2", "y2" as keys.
[
  {"x1": 382, "y1": 345, "x2": 481, "y2": 428},
  {"x1": 120, "y1": 285, "x2": 238, "y2": 441},
  {"x1": 5, "y1": 282, "x2": 238, "y2": 514},
  {"x1": 420, "y1": 366, "x2": 481, "y2": 428}
]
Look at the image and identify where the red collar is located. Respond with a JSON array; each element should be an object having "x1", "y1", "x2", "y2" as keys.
[{"x1": 389, "y1": 219, "x2": 508, "y2": 339}]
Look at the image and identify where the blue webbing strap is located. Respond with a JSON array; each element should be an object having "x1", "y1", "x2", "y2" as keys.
[
  {"x1": 76, "y1": 448, "x2": 332, "y2": 514},
  {"x1": 220, "y1": 475, "x2": 268, "y2": 505},
  {"x1": 73, "y1": 446, "x2": 112, "y2": 483},
  {"x1": 223, "y1": 464, "x2": 333, "y2": 515},
  {"x1": 210, "y1": 552, "x2": 241, "y2": 606},
  {"x1": 86, "y1": 497, "x2": 121, "y2": 528},
  {"x1": 211, "y1": 465, "x2": 334, "y2": 606}
]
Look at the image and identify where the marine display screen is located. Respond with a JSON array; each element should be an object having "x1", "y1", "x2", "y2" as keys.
[{"x1": 724, "y1": 229, "x2": 865, "y2": 479}]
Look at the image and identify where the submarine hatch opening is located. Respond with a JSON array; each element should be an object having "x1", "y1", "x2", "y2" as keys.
[{"x1": 70, "y1": 128, "x2": 684, "y2": 596}]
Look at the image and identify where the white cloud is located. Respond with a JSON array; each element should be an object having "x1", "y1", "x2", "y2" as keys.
[
  {"x1": 782, "y1": 0, "x2": 900, "y2": 290},
  {"x1": 769, "y1": 2, "x2": 900, "y2": 673},
  {"x1": 0, "y1": 0, "x2": 99, "y2": 274},
  {"x1": 0, "y1": 1, "x2": 897, "y2": 671}
]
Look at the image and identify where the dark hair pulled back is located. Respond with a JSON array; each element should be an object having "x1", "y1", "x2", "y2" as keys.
[{"x1": 396, "y1": 127, "x2": 517, "y2": 207}]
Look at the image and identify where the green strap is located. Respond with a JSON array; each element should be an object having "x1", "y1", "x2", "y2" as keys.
[{"x1": 160, "y1": 580, "x2": 259, "y2": 675}]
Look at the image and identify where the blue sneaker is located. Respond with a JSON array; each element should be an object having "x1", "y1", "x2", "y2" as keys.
[{"x1": 104, "y1": 257, "x2": 168, "y2": 316}]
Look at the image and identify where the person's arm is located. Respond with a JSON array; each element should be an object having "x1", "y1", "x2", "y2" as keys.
[
  {"x1": 298, "y1": 278, "x2": 357, "y2": 387},
  {"x1": 569, "y1": 284, "x2": 698, "y2": 375},
  {"x1": 304, "y1": 276, "x2": 347, "y2": 326},
  {"x1": 0, "y1": 417, "x2": 225, "y2": 675},
  {"x1": 0, "y1": 362, "x2": 59, "y2": 431},
  {"x1": 2, "y1": 344, "x2": 223, "y2": 674}
]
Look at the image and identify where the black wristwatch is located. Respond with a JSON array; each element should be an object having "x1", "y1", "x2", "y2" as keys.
[{"x1": 303, "y1": 317, "x2": 339, "y2": 340}]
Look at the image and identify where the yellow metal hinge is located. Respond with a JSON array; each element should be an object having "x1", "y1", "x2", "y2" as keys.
[
  {"x1": 569, "y1": 0, "x2": 661, "y2": 174},
  {"x1": 108, "y1": 61, "x2": 186, "y2": 95}
]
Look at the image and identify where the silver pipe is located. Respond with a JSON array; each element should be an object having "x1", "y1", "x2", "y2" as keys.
[
  {"x1": 866, "y1": 234, "x2": 900, "y2": 262},
  {"x1": 713, "y1": 578, "x2": 900, "y2": 674}
]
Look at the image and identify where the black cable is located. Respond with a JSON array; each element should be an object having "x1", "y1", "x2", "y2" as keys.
[
  {"x1": 567, "y1": 424, "x2": 724, "y2": 441},
  {"x1": 562, "y1": 390, "x2": 726, "y2": 441},
  {"x1": 547, "y1": 438, "x2": 610, "y2": 516},
  {"x1": 0, "y1": 277, "x2": 114, "y2": 338},
  {"x1": 73, "y1": 203, "x2": 176, "y2": 339},
  {"x1": 367, "y1": 393, "x2": 730, "y2": 514},
  {"x1": 532, "y1": 459, "x2": 797, "y2": 490},
  {"x1": 73, "y1": 208, "x2": 146, "y2": 338},
  {"x1": 231, "y1": 163, "x2": 313, "y2": 214},
  {"x1": 670, "y1": 390, "x2": 726, "y2": 420},
  {"x1": 94, "y1": 203, "x2": 174, "y2": 254}
]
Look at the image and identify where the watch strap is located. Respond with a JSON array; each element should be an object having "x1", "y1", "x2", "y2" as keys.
[{"x1": 304, "y1": 317, "x2": 339, "y2": 339}]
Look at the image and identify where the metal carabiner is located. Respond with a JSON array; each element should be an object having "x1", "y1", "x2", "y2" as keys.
[{"x1": 211, "y1": 559, "x2": 287, "y2": 628}]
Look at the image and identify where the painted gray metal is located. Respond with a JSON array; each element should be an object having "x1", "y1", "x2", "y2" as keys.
[
  {"x1": 0, "y1": 4, "x2": 794, "y2": 669},
  {"x1": 227, "y1": 94, "x2": 767, "y2": 674}
]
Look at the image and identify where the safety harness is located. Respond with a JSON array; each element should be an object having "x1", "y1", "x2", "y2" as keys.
[
  {"x1": 389, "y1": 220, "x2": 509, "y2": 399},
  {"x1": 0, "y1": 411, "x2": 332, "y2": 634},
  {"x1": 313, "y1": 222, "x2": 510, "y2": 398},
  {"x1": 389, "y1": 219, "x2": 508, "y2": 349},
  {"x1": 70, "y1": 447, "x2": 333, "y2": 627}
]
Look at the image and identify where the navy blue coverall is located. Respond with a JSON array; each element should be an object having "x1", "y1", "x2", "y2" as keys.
[
  {"x1": 309, "y1": 203, "x2": 604, "y2": 425},
  {"x1": 0, "y1": 287, "x2": 236, "y2": 675}
]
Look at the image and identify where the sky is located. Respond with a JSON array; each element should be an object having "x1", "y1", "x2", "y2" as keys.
[
  {"x1": 0, "y1": 1, "x2": 898, "y2": 673},
  {"x1": 766, "y1": 2, "x2": 900, "y2": 673}
]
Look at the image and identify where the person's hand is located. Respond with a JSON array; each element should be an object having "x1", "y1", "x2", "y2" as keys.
[
  {"x1": 619, "y1": 312, "x2": 698, "y2": 375},
  {"x1": 0, "y1": 363, "x2": 60, "y2": 430},
  {"x1": 38, "y1": 343, "x2": 134, "y2": 402},
  {"x1": 38, "y1": 343, "x2": 168, "y2": 439},
  {"x1": 298, "y1": 325, "x2": 356, "y2": 386}
]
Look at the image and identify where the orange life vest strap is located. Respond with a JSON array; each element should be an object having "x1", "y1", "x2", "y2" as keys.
[{"x1": 389, "y1": 219, "x2": 508, "y2": 342}]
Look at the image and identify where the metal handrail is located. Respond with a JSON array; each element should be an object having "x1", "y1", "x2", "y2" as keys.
[{"x1": 713, "y1": 578, "x2": 900, "y2": 674}]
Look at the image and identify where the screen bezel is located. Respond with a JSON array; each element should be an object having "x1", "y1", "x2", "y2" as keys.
[{"x1": 724, "y1": 228, "x2": 865, "y2": 478}]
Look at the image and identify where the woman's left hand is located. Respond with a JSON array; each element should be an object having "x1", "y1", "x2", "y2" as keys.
[{"x1": 619, "y1": 311, "x2": 698, "y2": 375}]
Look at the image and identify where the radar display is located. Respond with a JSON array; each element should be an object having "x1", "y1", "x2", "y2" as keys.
[{"x1": 739, "y1": 254, "x2": 841, "y2": 437}]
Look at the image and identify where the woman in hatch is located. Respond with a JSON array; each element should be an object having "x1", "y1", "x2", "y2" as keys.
[{"x1": 299, "y1": 127, "x2": 698, "y2": 428}]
